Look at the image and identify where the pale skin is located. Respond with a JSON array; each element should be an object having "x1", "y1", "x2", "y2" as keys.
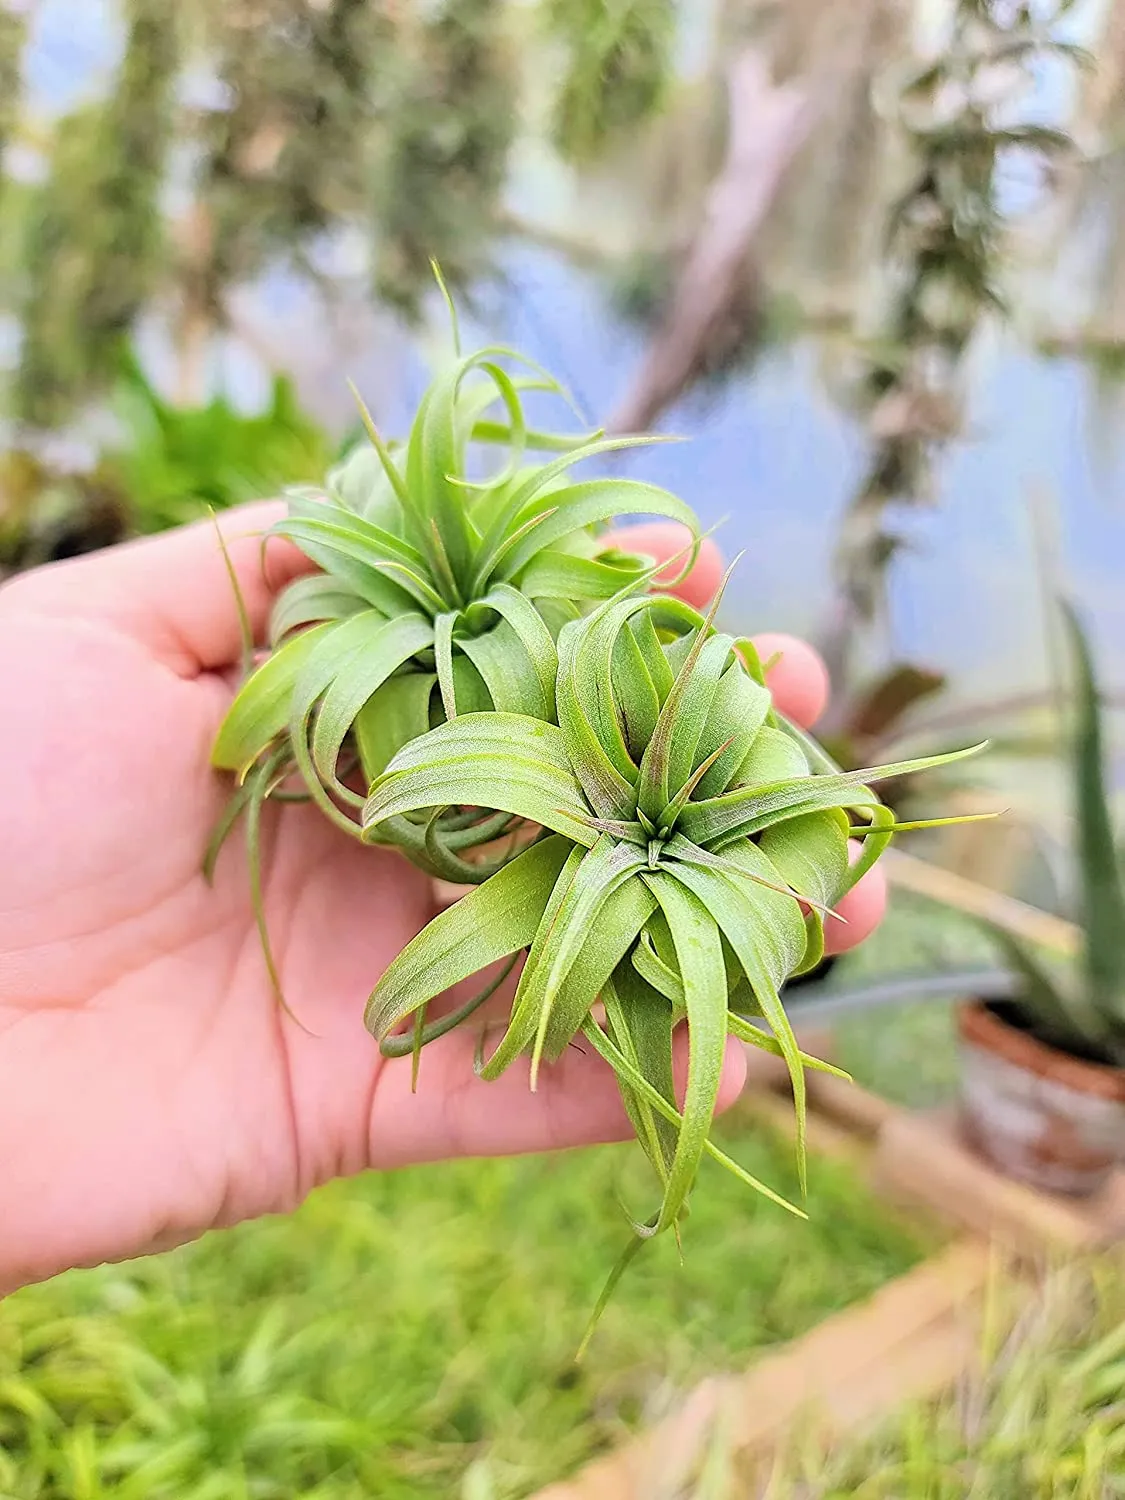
[{"x1": 0, "y1": 507, "x2": 886, "y2": 1296}]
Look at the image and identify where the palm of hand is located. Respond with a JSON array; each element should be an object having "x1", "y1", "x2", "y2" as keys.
[
  {"x1": 0, "y1": 506, "x2": 883, "y2": 1293},
  {"x1": 1, "y1": 599, "x2": 443, "y2": 1291}
]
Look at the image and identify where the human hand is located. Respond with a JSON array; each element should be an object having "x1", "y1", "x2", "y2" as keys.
[{"x1": 0, "y1": 508, "x2": 885, "y2": 1293}]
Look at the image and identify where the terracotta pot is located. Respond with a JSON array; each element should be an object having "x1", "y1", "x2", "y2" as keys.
[{"x1": 957, "y1": 999, "x2": 1125, "y2": 1197}]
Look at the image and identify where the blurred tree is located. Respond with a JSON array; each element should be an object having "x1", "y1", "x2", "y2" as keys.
[
  {"x1": 14, "y1": 0, "x2": 181, "y2": 428},
  {"x1": 0, "y1": 2, "x2": 24, "y2": 186},
  {"x1": 815, "y1": 0, "x2": 1082, "y2": 709},
  {"x1": 370, "y1": 0, "x2": 517, "y2": 315},
  {"x1": 543, "y1": 0, "x2": 675, "y2": 166}
]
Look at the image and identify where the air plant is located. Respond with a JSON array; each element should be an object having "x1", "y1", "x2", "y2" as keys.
[
  {"x1": 209, "y1": 309, "x2": 985, "y2": 1334},
  {"x1": 360, "y1": 581, "x2": 983, "y2": 1332},
  {"x1": 211, "y1": 306, "x2": 698, "y2": 889}
]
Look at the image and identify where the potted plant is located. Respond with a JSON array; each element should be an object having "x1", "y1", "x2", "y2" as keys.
[{"x1": 956, "y1": 601, "x2": 1125, "y2": 1197}]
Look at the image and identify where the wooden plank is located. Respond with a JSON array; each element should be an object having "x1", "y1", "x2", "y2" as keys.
[
  {"x1": 736, "y1": 1087, "x2": 867, "y2": 1166},
  {"x1": 884, "y1": 848, "x2": 1080, "y2": 957},
  {"x1": 532, "y1": 1241, "x2": 994, "y2": 1500},
  {"x1": 872, "y1": 1107, "x2": 1102, "y2": 1258},
  {"x1": 807, "y1": 1070, "x2": 895, "y2": 1138}
]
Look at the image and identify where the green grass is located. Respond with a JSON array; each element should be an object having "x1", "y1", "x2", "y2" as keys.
[
  {"x1": 765, "y1": 1259, "x2": 1125, "y2": 1499},
  {"x1": 0, "y1": 1115, "x2": 931, "y2": 1500}
]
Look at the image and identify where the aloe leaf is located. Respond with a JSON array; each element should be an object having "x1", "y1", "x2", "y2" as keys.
[
  {"x1": 679, "y1": 743, "x2": 988, "y2": 848},
  {"x1": 642, "y1": 872, "x2": 730, "y2": 1233},
  {"x1": 363, "y1": 714, "x2": 595, "y2": 847},
  {"x1": 353, "y1": 673, "x2": 436, "y2": 784},
  {"x1": 1060, "y1": 600, "x2": 1125, "y2": 1024},
  {"x1": 212, "y1": 623, "x2": 334, "y2": 773},
  {"x1": 984, "y1": 925, "x2": 1109, "y2": 1059},
  {"x1": 310, "y1": 614, "x2": 434, "y2": 790},
  {"x1": 364, "y1": 835, "x2": 573, "y2": 1040}
]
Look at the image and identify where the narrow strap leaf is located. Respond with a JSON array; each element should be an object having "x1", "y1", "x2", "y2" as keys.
[
  {"x1": 379, "y1": 953, "x2": 521, "y2": 1059},
  {"x1": 212, "y1": 623, "x2": 334, "y2": 774},
  {"x1": 663, "y1": 855, "x2": 809, "y2": 1194},
  {"x1": 311, "y1": 614, "x2": 434, "y2": 792},
  {"x1": 495, "y1": 478, "x2": 699, "y2": 580},
  {"x1": 642, "y1": 872, "x2": 731, "y2": 1234},
  {"x1": 473, "y1": 583, "x2": 559, "y2": 719},
  {"x1": 363, "y1": 715, "x2": 594, "y2": 848},
  {"x1": 678, "y1": 743, "x2": 987, "y2": 847},
  {"x1": 581, "y1": 1017, "x2": 804, "y2": 1218},
  {"x1": 365, "y1": 835, "x2": 573, "y2": 1039},
  {"x1": 540, "y1": 879, "x2": 657, "y2": 1059}
]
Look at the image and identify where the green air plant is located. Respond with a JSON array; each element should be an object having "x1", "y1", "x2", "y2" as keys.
[
  {"x1": 980, "y1": 601, "x2": 1125, "y2": 1069},
  {"x1": 210, "y1": 317, "x2": 984, "y2": 1329},
  {"x1": 210, "y1": 318, "x2": 701, "y2": 890},
  {"x1": 359, "y1": 582, "x2": 982, "y2": 1328}
]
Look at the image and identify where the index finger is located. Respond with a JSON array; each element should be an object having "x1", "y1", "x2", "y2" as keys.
[{"x1": 606, "y1": 523, "x2": 830, "y2": 730}]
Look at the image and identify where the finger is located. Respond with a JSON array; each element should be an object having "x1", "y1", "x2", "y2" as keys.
[
  {"x1": 825, "y1": 847, "x2": 887, "y2": 956},
  {"x1": 751, "y1": 632, "x2": 830, "y2": 730},
  {"x1": 3, "y1": 501, "x2": 314, "y2": 677},
  {"x1": 603, "y1": 521, "x2": 723, "y2": 609},
  {"x1": 368, "y1": 1026, "x2": 747, "y2": 1168}
]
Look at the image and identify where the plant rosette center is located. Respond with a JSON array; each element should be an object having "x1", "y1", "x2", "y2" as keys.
[{"x1": 358, "y1": 582, "x2": 982, "y2": 1330}]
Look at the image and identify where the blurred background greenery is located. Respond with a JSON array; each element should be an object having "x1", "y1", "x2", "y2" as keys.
[{"x1": 2, "y1": 0, "x2": 1124, "y2": 1494}]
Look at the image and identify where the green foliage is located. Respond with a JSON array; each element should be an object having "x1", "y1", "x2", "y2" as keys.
[
  {"x1": 193, "y1": 0, "x2": 388, "y2": 312},
  {"x1": 830, "y1": 0, "x2": 1080, "y2": 655},
  {"x1": 210, "y1": 323, "x2": 982, "y2": 1325},
  {"x1": 769, "y1": 1260, "x2": 1125, "y2": 1500},
  {"x1": 371, "y1": 0, "x2": 518, "y2": 317},
  {"x1": 983, "y1": 602, "x2": 1125, "y2": 1067},
  {"x1": 211, "y1": 329, "x2": 698, "y2": 867},
  {"x1": 0, "y1": 2, "x2": 24, "y2": 189},
  {"x1": 13, "y1": 0, "x2": 180, "y2": 428},
  {"x1": 544, "y1": 0, "x2": 675, "y2": 166},
  {"x1": 101, "y1": 354, "x2": 335, "y2": 534},
  {"x1": 359, "y1": 583, "x2": 981, "y2": 1322},
  {"x1": 0, "y1": 1127, "x2": 929, "y2": 1498}
]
